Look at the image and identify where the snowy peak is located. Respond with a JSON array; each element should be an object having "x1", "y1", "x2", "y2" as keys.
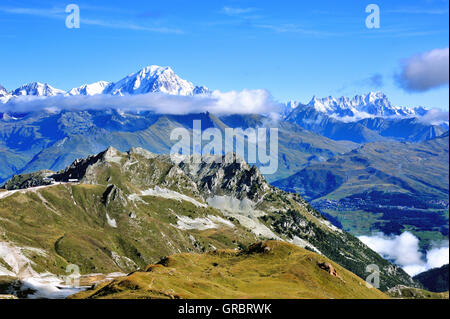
[
  {"x1": 281, "y1": 100, "x2": 300, "y2": 116},
  {"x1": 104, "y1": 65, "x2": 209, "y2": 96},
  {"x1": 67, "y1": 81, "x2": 112, "y2": 96},
  {"x1": 0, "y1": 84, "x2": 8, "y2": 97},
  {"x1": 0, "y1": 85, "x2": 11, "y2": 103},
  {"x1": 11, "y1": 82, "x2": 65, "y2": 97},
  {"x1": 305, "y1": 92, "x2": 425, "y2": 120},
  {"x1": 0, "y1": 65, "x2": 209, "y2": 104},
  {"x1": 286, "y1": 100, "x2": 300, "y2": 109}
]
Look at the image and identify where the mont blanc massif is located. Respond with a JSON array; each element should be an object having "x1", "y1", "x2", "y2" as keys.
[{"x1": 0, "y1": 65, "x2": 448, "y2": 299}]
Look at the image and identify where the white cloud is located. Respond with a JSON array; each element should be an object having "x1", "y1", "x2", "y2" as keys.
[
  {"x1": 0, "y1": 6, "x2": 64, "y2": 18},
  {"x1": 222, "y1": 7, "x2": 258, "y2": 16},
  {"x1": 210, "y1": 89, "x2": 281, "y2": 114},
  {"x1": 0, "y1": 6, "x2": 182, "y2": 34},
  {"x1": 418, "y1": 108, "x2": 449, "y2": 126},
  {"x1": 359, "y1": 232, "x2": 449, "y2": 276},
  {"x1": 396, "y1": 47, "x2": 449, "y2": 92},
  {"x1": 0, "y1": 89, "x2": 282, "y2": 116},
  {"x1": 427, "y1": 246, "x2": 450, "y2": 269}
]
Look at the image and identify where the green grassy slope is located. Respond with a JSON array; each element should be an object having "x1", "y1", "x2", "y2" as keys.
[
  {"x1": 69, "y1": 241, "x2": 389, "y2": 299},
  {"x1": 1, "y1": 147, "x2": 417, "y2": 291},
  {"x1": 0, "y1": 183, "x2": 256, "y2": 275}
]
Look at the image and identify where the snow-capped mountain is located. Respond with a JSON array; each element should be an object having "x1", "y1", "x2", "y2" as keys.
[
  {"x1": 0, "y1": 85, "x2": 11, "y2": 103},
  {"x1": 104, "y1": 65, "x2": 209, "y2": 96},
  {"x1": 67, "y1": 81, "x2": 112, "y2": 96},
  {"x1": 288, "y1": 92, "x2": 428, "y2": 121},
  {"x1": 11, "y1": 82, "x2": 65, "y2": 97},
  {"x1": 0, "y1": 84, "x2": 8, "y2": 96},
  {"x1": 281, "y1": 100, "x2": 300, "y2": 116},
  {"x1": 1, "y1": 65, "x2": 209, "y2": 104},
  {"x1": 0, "y1": 71, "x2": 432, "y2": 124}
]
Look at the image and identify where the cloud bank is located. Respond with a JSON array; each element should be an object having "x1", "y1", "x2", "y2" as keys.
[
  {"x1": 396, "y1": 47, "x2": 449, "y2": 92},
  {"x1": 418, "y1": 108, "x2": 449, "y2": 126},
  {"x1": 0, "y1": 89, "x2": 283, "y2": 116},
  {"x1": 359, "y1": 232, "x2": 449, "y2": 276}
]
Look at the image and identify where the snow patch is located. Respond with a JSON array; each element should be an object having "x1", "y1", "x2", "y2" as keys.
[
  {"x1": 0, "y1": 183, "x2": 64, "y2": 200},
  {"x1": 290, "y1": 236, "x2": 321, "y2": 254},
  {"x1": 173, "y1": 215, "x2": 235, "y2": 230},
  {"x1": 106, "y1": 214, "x2": 117, "y2": 228},
  {"x1": 141, "y1": 186, "x2": 207, "y2": 207},
  {"x1": 111, "y1": 251, "x2": 137, "y2": 270},
  {"x1": 127, "y1": 193, "x2": 147, "y2": 204},
  {"x1": 0, "y1": 190, "x2": 18, "y2": 200},
  {"x1": 19, "y1": 274, "x2": 87, "y2": 299},
  {"x1": 0, "y1": 243, "x2": 129, "y2": 299},
  {"x1": 0, "y1": 242, "x2": 45, "y2": 277}
]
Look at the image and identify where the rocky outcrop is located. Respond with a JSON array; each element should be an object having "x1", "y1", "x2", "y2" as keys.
[
  {"x1": 317, "y1": 262, "x2": 343, "y2": 281},
  {"x1": 177, "y1": 153, "x2": 270, "y2": 200},
  {"x1": 102, "y1": 184, "x2": 127, "y2": 207},
  {"x1": 2, "y1": 170, "x2": 54, "y2": 190}
]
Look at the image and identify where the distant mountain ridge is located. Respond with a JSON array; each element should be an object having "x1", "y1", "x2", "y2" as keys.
[
  {"x1": 0, "y1": 85, "x2": 9, "y2": 104},
  {"x1": 0, "y1": 85, "x2": 8, "y2": 97},
  {"x1": 0, "y1": 67, "x2": 439, "y2": 125},
  {"x1": 284, "y1": 102, "x2": 447, "y2": 143},
  {"x1": 286, "y1": 92, "x2": 429, "y2": 121},
  {"x1": 67, "y1": 81, "x2": 111, "y2": 96},
  {"x1": 0, "y1": 111, "x2": 356, "y2": 184},
  {"x1": 0, "y1": 65, "x2": 209, "y2": 102},
  {"x1": 11, "y1": 82, "x2": 66, "y2": 97}
]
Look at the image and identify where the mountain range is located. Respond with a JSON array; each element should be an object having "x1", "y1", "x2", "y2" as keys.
[
  {"x1": 0, "y1": 65, "x2": 444, "y2": 123},
  {"x1": 0, "y1": 65, "x2": 448, "y2": 297},
  {"x1": 284, "y1": 103, "x2": 447, "y2": 143},
  {"x1": 0, "y1": 65, "x2": 209, "y2": 103},
  {"x1": 300, "y1": 92, "x2": 428, "y2": 120},
  {"x1": 1, "y1": 66, "x2": 447, "y2": 146},
  {"x1": 0, "y1": 146, "x2": 416, "y2": 296}
]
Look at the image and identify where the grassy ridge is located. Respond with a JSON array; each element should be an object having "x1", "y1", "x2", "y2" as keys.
[{"x1": 70, "y1": 241, "x2": 389, "y2": 299}]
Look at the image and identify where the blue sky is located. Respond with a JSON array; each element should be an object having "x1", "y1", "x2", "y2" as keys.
[{"x1": 0, "y1": 0, "x2": 448, "y2": 109}]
